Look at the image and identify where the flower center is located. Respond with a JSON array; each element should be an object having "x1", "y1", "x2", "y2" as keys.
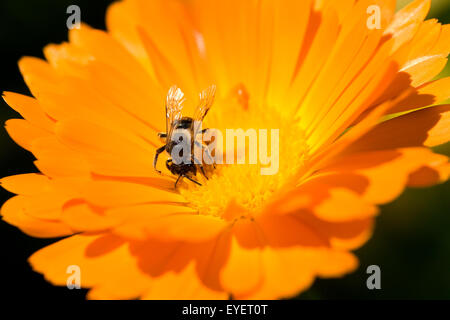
[{"x1": 180, "y1": 102, "x2": 309, "y2": 219}]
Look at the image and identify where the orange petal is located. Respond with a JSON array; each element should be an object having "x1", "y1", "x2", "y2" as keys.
[
  {"x1": 68, "y1": 25, "x2": 153, "y2": 94},
  {"x1": 130, "y1": 214, "x2": 228, "y2": 243},
  {"x1": 106, "y1": 0, "x2": 153, "y2": 75},
  {"x1": 402, "y1": 55, "x2": 448, "y2": 87},
  {"x1": 220, "y1": 220, "x2": 264, "y2": 296},
  {"x1": 0, "y1": 174, "x2": 51, "y2": 195},
  {"x1": 385, "y1": 0, "x2": 431, "y2": 52},
  {"x1": 55, "y1": 119, "x2": 161, "y2": 178},
  {"x1": 268, "y1": 173, "x2": 378, "y2": 222},
  {"x1": 407, "y1": 163, "x2": 450, "y2": 187},
  {"x1": 347, "y1": 105, "x2": 450, "y2": 152},
  {"x1": 396, "y1": 21, "x2": 450, "y2": 86},
  {"x1": 323, "y1": 148, "x2": 448, "y2": 204},
  {"x1": 5, "y1": 119, "x2": 51, "y2": 151},
  {"x1": 2, "y1": 92, "x2": 54, "y2": 131},
  {"x1": 134, "y1": 0, "x2": 198, "y2": 91},
  {"x1": 20, "y1": 46, "x2": 162, "y2": 145},
  {"x1": 29, "y1": 233, "x2": 152, "y2": 299},
  {"x1": 314, "y1": 188, "x2": 378, "y2": 222},
  {"x1": 139, "y1": 262, "x2": 227, "y2": 300},
  {"x1": 61, "y1": 202, "x2": 120, "y2": 232},
  {"x1": 18, "y1": 57, "x2": 61, "y2": 98},
  {"x1": 1, "y1": 196, "x2": 73, "y2": 238},
  {"x1": 107, "y1": 203, "x2": 196, "y2": 240},
  {"x1": 243, "y1": 247, "x2": 358, "y2": 300},
  {"x1": 288, "y1": 6, "x2": 340, "y2": 114},
  {"x1": 389, "y1": 77, "x2": 450, "y2": 114},
  {"x1": 131, "y1": 236, "x2": 230, "y2": 298},
  {"x1": 82, "y1": 180, "x2": 184, "y2": 208},
  {"x1": 266, "y1": 0, "x2": 313, "y2": 109},
  {"x1": 296, "y1": 212, "x2": 375, "y2": 250}
]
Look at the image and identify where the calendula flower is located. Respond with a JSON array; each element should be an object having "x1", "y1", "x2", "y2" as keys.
[{"x1": 1, "y1": 0, "x2": 450, "y2": 299}]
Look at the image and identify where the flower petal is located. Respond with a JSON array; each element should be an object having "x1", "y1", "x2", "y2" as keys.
[
  {"x1": 82, "y1": 180, "x2": 184, "y2": 208},
  {"x1": 61, "y1": 202, "x2": 120, "y2": 232},
  {"x1": 1, "y1": 196, "x2": 73, "y2": 238},
  {"x1": 5, "y1": 119, "x2": 51, "y2": 151},
  {"x1": 347, "y1": 105, "x2": 450, "y2": 152},
  {"x1": 2, "y1": 92, "x2": 54, "y2": 131},
  {"x1": 55, "y1": 119, "x2": 161, "y2": 178},
  {"x1": 388, "y1": 77, "x2": 450, "y2": 114},
  {"x1": 323, "y1": 148, "x2": 448, "y2": 204},
  {"x1": 139, "y1": 262, "x2": 227, "y2": 300},
  {"x1": 0, "y1": 174, "x2": 51, "y2": 195},
  {"x1": 243, "y1": 247, "x2": 358, "y2": 300},
  {"x1": 29, "y1": 234, "x2": 152, "y2": 299}
]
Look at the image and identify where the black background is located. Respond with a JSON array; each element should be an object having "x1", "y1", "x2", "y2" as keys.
[{"x1": 0, "y1": 0, "x2": 449, "y2": 300}]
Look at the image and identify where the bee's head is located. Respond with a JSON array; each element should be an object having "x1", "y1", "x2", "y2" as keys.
[{"x1": 174, "y1": 117, "x2": 193, "y2": 130}]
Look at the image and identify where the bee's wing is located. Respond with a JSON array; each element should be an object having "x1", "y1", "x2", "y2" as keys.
[
  {"x1": 166, "y1": 85, "x2": 185, "y2": 140},
  {"x1": 193, "y1": 85, "x2": 216, "y2": 123}
]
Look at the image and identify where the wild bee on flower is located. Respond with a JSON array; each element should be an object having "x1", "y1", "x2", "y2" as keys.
[
  {"x1": 154, "y1": 85, "x2": 216, "y2": 187},
  {"x1": 1, "y1": 0, "x2": 450, "y2": 301}
]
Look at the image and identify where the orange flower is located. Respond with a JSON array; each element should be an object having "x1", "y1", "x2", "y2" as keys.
[{"x1": 1, "y1": 0, "x2": 450, "y2": 299}]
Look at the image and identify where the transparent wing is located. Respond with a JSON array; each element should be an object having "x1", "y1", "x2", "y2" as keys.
[
  {"x1": 166, "y1": 85, "x2": 185, "y2": 139},
  {"x1": 193, "y1": 85, "x2": 216, "y2": 122}
]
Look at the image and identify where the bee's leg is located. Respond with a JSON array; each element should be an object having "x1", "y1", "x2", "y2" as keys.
[
  {"x1": 199, "y1": 165, "x2": 208, "y2": 180},
  {"x1": 175, "y1": 175, "x2": 201, "y2": 188},
  {"x1": 193, "y1": 128, "x2": 210, "y2": 137},
  {"x1": 205, "y1": 148, "x2": 216, "y2": 170},
  {"x1": 158, "y1": 133, "x2": 167, "y2": 143},
  {"x1": 154, "y1": 146, "x2": 166, "y2": 174},
  {"x1": 203, "y1": 146, "x2": 216, "y2": 169},
  {"x1": 166, "y1": 159, "x2": 173, "y2": 171},
  {"x1": 200, "y1": 129, "x2": 214, "y2": 146},
  {"x1": 193, "y1": 129, "x2": 212, "y2": 147},
  {"x1": 194, "y1": 141, "x2": 215, "y2": 168},
  {"x1": 193, "y1": 155, "x2": 208, "y2": 180},
  {"x1": 175, "y1": 175, "x2": 183, "y2": 188},
  {"x1": 184, "y1": 175, "x2": 202, "y2": 186}
]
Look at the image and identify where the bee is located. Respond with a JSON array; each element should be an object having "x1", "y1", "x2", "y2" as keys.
[{"x1": 154, "y1": 85, "x2": 216, "y2": 188}]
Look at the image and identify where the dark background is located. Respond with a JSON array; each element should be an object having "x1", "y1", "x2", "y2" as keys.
[{"x1": 0, "y1": 0, "x2": 449, "y2": 300}]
